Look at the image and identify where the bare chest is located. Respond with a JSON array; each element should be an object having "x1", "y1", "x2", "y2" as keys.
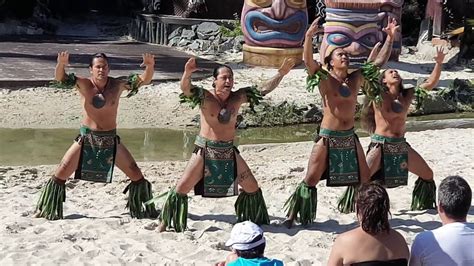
[
  {"x1": 201, "y1": 93, "x2": 242, "y2": 124},
  {"x1": 380, "y1": 94, "x2": 410, "y2": 118},
  {"x1": 82, "y1": 83, "x2": 121, "y2": 110}
]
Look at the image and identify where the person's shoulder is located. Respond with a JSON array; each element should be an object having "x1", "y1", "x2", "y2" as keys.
[
  {"x1": 334, "y1": 228, "x2": 361, "y2": 247},
  {"x1": 412, "y1": 228, "x2": 436, "y2": 245},
  {"x1": 390, "y1": 229, "x2": 408, "y2": 242}
]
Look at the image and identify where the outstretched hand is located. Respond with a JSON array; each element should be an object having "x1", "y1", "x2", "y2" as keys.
[
  {"x1": 140, "y1": 53, "x2": 155, "y2": 67},
  {"x1": 278, "y1": 57, "x2": 296, "y2": 76},
  {"x1": 184, "y1": 57, "x2": 199, "y2": 73},
  {"x1": 434, "y1": 46, "x2": 447, "y2": 64},
  {"x1": 57, "y1": 51, "x2": 69, "y2": 66},
  {"x1": 382, "y1": 17, "x2": 400, "y2": 38},
  {"x1": 306, "y1": 17, "x2": 323, "y2": 37}
]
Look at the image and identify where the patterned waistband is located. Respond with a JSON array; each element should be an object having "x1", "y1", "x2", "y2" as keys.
[
  {"x1": 79, "y1": 125, "x2": 117, "y2": 136},
  {"x1": 194, "y1": 135, "x2": 234, "y2": 149},
  {"x1": 319, "y1": 127, "x2": 355, "y2": 138},
  {"x1": 371, "y1": 134, "x2": 406, "y2": 143}
]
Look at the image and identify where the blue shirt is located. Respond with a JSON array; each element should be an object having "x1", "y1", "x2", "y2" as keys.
[{"x1": 227, "y1": 257, "x2": 284, "y2": 266}]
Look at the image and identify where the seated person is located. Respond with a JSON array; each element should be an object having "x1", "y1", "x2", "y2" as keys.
[
  {"x1": 216, "y1": 221, "x2": 283, "y2": 266},
  {"x1": 328, "y1": 182, "x2": 409, "y2": 265},
  {"x1": 410, "y1": 175, "x2": 473, "y2": 266}
]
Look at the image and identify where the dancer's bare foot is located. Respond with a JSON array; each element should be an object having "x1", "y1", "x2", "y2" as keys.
[{"x1": 158, "y1": 222, "x2": 167, "y2": 232}]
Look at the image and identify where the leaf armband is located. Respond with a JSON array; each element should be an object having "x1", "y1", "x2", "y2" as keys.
[
  {"x1": 49, "y1": 73, "x2": 77, "y2": 89},
  {"x1": 126, "y1": 73, "x2": 142, "y2": 98},
  {"x1": 179, "y1": 85, "x2": 205, "y2": 109},
  {"x1": 243, "y1": 85, "x2": 263, "y2": 112},
  {"x1": 361, "y1": 62, "x2": 384, "y2": 105},
  {"x1": 306, "y1": 68, "x2": 328, "y2": 93}
]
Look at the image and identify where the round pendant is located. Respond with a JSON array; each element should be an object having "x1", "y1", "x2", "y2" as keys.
[
  {"x1": 218, "y1": 108, "x2": 231, "y2": 124},
  {"x1": 339, "y1": 84, "x2": 351, "y2": 98},
  {"x1": 92, "y1": 93, "x2": 106, "y2": 109},
  {"x1": 391, "y1": 99, "x2": 403, "y2": 113}
]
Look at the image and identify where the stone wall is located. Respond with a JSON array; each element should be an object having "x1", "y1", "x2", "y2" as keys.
[{"x1": 166, "y1": 21, "x2": 244, "y2": 55}]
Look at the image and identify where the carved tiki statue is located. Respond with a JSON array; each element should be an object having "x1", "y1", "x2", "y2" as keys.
[
  {"x1": 320, "y1": 0, "x2": 403, "y2": 68},
  {"x1": 241, "y1": 0, "x2": 308, "y2": 48}
]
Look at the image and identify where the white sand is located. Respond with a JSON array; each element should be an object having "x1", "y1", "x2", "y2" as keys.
[
  {"x1": 0, "y1": 47, "x2": 473, "y2": 265},
  {"x1": 0, "y1": 128, "x2": 473, "y2": 265}
]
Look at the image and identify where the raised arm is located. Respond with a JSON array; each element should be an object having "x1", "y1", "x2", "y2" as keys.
[
  {"x1": 55, "y1": 51, "x2": 69, "y2": 81},
  {"x1": 180, "y1": 57, "x2": 198, "y2": 96},
  {"x1": 258, "y1": 57, "x2": 295, "y2": 96},
  {"x1": 304, "y1": 17, "x2": 323, "y2": 75},
  {"x1": 138, "y1": 53, "x2": 155, "y2": 85},
  {"x1": 419, "y1": 46, "x2": 446, "y2": 90},
  {"x1": 370, "y1": 17, "x2": 399, "y2": 67}
]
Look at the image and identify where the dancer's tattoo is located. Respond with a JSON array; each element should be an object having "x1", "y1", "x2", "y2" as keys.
[
  {"x1": 129, "y1": 162, "x2": 139, "y2": 172},
  {"x1": 238, "y1": 169, "x2": 253, "y2": 182},
  {"x1": 259, "y1": 73, "x2": 284, "y2": 96},
  {"x1": 59, "y1": 159, "x2": 70, "y2": 169}
]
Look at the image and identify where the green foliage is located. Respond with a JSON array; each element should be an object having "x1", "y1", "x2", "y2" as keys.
[
  {"x1": 219, "y1": 13, "x2": 243, "y2": 37},
  {"x1": 241, "y1": 101, "x2": 306, "y2": 127},
  {"x1": 337, "y1": 185, "x2": 357, "y2": 214},
  {"x1": 49, "y1": 73, "x2": 76, "y2": 90},
  {"x1": 179, "y1": 85, "x2": 205, "y2": 109},
  {"x1": 126, "y1": 73, "x2": 141, "y2": 98},
  {"x1": 244, "y1": 86, "x2": 263, "y2": 112},
  {"x1": 361, "y1": 62, "x2": 383, "y2": 105},
  {"x1": 414, "y1": 86, "x2": 428, "y2": 110},
  {"x1": 306, "y1": 68, "x2": 328, "y2": 93}
]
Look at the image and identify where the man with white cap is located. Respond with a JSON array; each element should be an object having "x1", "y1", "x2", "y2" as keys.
[{"x1": 216, "y1": 221, "x2": 283, "y2": 266}]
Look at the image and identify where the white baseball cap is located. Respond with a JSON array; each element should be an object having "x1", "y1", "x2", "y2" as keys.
[{"x1": 225, "y1": 221, "x2": 266, "y2": 250}]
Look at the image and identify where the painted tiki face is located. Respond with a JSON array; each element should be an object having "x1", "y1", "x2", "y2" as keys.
[
  {"x1": 321, "y1": 0, "x2": 403, "y2": 68},
  {"x1": 241, "y1": 0, "x2": 308, "y2": 48}
]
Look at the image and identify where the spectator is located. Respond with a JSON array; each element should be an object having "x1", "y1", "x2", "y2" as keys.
[
  {"x1": 216, "y1": 221, "x2": 283, "y2": 266},
  {"x1": 410, "y1": 175, "x2": 473, "y2": 266},
  {"x1": 328, "y1": 182, "x2": 409, "y2": 265}
]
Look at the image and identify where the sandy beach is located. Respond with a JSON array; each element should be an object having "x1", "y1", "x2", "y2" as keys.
[
  {"x1": 0, "y1": 128, "x2": 473, "y2": 265},
  {"x1": 0, "y1": 46, "x2": 473, "y2": 265}
]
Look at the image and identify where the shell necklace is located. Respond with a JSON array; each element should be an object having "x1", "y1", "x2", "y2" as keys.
[
  {"x1": 91, "y1": 78, "x2": 109, "y2": 109},
  {"x1": 215, "y1": 92, "x2": 231, "y2": 124}
]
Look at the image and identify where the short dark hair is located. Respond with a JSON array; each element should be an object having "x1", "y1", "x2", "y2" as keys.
[
  {"x1": 213, "y1": 65, "x2": 233, "y2": 78},
  {"x1": 356, "y1": 182, "x2": 391, "y2": 234},
  {"x1": 212, "y1": 65, "x2": 233, "y2": 88},
  {"x1": 438, "y1": 176, "x2": 472, "y2": 220},
  {"x1": 89, "y1": 53, "x2": 109, "y2": 67},
  {"x1": 234, "y1": 235, "x2": 265, "y2": 259},
  {"x1": 324, "y1": 48, "x2": 346, "y2": 71},
  {"x1": 324, "y1": 49, "x2": 336, "y2": 71}
]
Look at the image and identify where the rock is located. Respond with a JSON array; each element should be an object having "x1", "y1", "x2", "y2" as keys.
[
  {"x1": 168, "y1": 36, "x2": 181, "y2": 46},
  {"x1": 196, "y1": 22, "x2": 220, "y2": 40},
  {"x1": 181, "y1": 28, "x2": 196, "y2": 40},
  {"x1": 218, "y1": 37, "x2": 235, "y2": 53},
  {"x1": 304, "y1": 105, "x2": 323, "y2": 122},
  {"x1": 416, "y1": 92, "x2": 457, "y2": 114},
  {"x1": 168, "y1": 27, "x2": 183, "y2": 40},
  {"x1": 188, "y1": 40, "x2": 201, "y2": 50},
  {"x1": 178, "y1": 38, "x2": 192, "y2": 47},
  {"x1": 233, "y1": 35, "x2": 245, "y2": 52}
]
